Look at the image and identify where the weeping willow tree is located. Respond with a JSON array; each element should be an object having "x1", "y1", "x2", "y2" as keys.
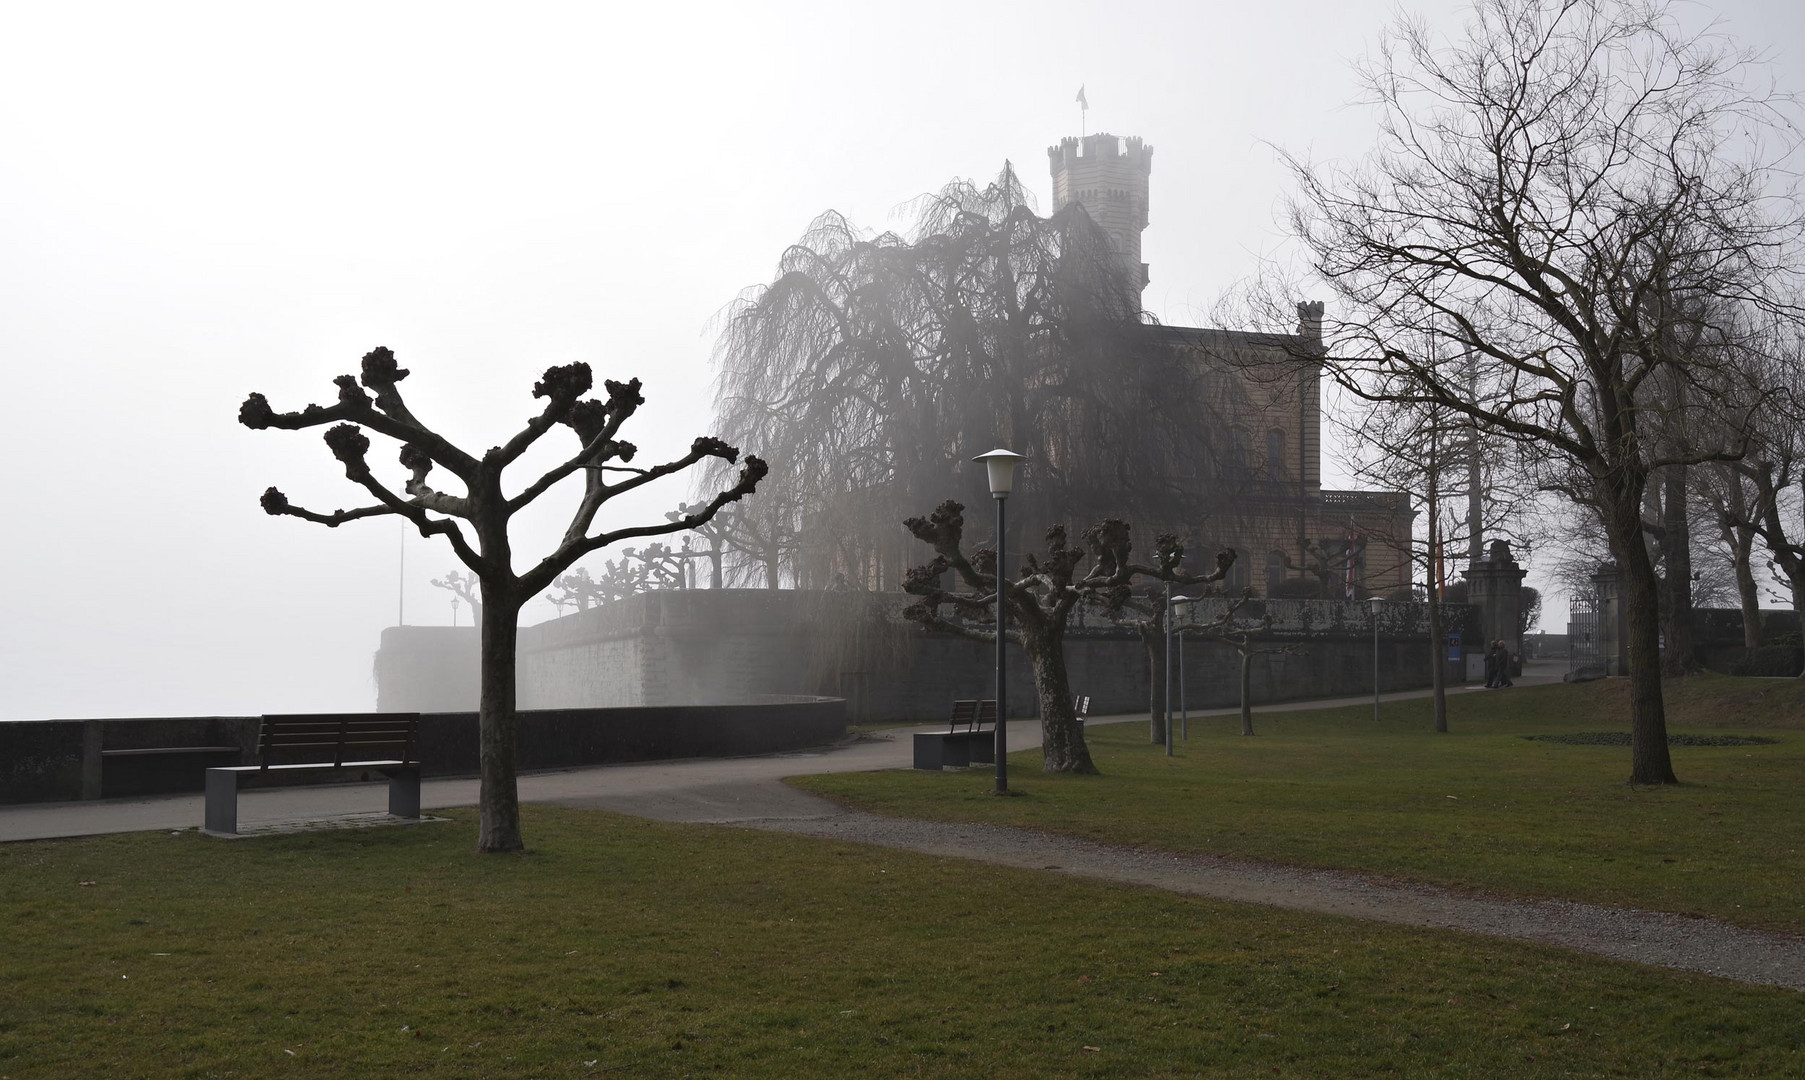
[{"x1": 709, "y1": 165, "x2": 1250, "y2": 588}]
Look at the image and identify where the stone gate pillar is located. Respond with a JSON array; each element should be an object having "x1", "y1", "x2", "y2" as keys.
[{"x1": 1463, "y1": 539, "x2": 1528, "y2": 667}]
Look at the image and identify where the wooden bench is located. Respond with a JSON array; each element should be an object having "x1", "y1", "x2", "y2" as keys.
[
  {"x1": 203, "y1": 713, "x2": 422, "y2": 836},
  {"x1": 912, "y1": 699, "x2": 998, "y2": 770}
]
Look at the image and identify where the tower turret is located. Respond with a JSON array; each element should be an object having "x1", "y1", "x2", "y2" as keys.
[{"x1": 1047, "y1": 133, "x2": 1153, "y2": 291}]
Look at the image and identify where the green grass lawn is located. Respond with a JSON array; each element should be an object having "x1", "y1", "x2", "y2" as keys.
[
  {"x1": 795, "y1": 674, "x2": 1805, "y2": 933},
  {"x1": 1, "y1": 806, "x2": 1800, "y2": 1079}
]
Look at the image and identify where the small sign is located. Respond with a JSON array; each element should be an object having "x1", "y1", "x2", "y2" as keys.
[{"x1": 1446, "y1": 634, "x2": 1463, "y2": 662}]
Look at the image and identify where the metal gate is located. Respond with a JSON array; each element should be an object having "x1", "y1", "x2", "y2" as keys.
[{"x1": 1568, "y1": 591, "x2": 1603, "y2": 678}]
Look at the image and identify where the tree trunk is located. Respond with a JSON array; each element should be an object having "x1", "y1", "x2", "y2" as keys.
[
  {"x1": 477, "y1": 586, "x2": 525, "y2": 851},
  {"x1": 1238, "y1": 643, "x2": 1254, "y2": 736},
  {"x1": 1732, "y1": 534, "x2": 1762, "y2": 651},
  {"x1": 1717, "y1": 482, "x2": 1763, "y2": 650},
  {"x1": 1022, "y1": 624, "x2": 1096, "y2": 774},
  {"x1": 1606, "y1": 487, "x2": 1679, "y2": 784},
  {"x1": 1659, "y1": 465, "x2": 1697, "y2": 677},
  {"x1": 765, "y1": 553, "x2": 782, "y2": 589},
  {"x1": 1427, "y1": 580, "x2": 1448, "y2": 734},
  {"x1": 1139, "y1": 622, "x2": 1167, "y2": 744}
]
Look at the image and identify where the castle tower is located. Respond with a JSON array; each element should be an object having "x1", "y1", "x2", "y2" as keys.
[{"x1": 1047, "y1": 133, "x2": 1153, "y2": 290}]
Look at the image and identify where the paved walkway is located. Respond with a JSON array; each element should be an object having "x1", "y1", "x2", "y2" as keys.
[
  {"x1": 21, "y1": 665, "x2": 1797, "y2": 992},
  {"x1": 2, "y1": 675, "x2": 1536, "y2": 844}
]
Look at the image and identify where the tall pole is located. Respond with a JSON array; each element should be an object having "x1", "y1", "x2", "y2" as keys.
[
  {"x1": 1178, "y1": 599, "x2": 1188, "y2": 739},
  {"x1": 994, "y1": 493, "x2": 1008, "y2": 794},
  {"x1": 1164, "y1": 581, "x2": 1174, "y2": 757},
  {"x1": 1466, "y1": 351, "x2": 1483, "y2": 563},
  {"x1": 1372, "y1": 601, "x2": 1382, "y2": 722}
]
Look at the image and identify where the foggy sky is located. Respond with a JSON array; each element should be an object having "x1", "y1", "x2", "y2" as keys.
[{"x1": 3, "y1": 0, "x2": 1801, "y2": 720}]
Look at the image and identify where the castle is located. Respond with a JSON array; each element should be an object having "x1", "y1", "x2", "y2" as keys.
[{"x1": 1043, "y1": 132, "x2": 1414, "y2": 598}]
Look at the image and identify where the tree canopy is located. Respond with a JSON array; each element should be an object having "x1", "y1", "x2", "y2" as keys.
[{"x1": 711, "y1": 165, "x2": 1248, "y2": 588}]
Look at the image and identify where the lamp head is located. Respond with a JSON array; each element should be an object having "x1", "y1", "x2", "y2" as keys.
[
  {"x1": 1367, "y1": 594, "x2": 1385, "y2": 612},
  {"x1": 972, "y1": 448, "x2": 1026, "y2": 497}
]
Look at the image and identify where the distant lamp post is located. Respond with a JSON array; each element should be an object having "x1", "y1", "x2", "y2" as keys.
[
  {"x1": 1368, "y1": 594, "x2": 1385, "y2": 721},
  {"x1": 973, "y1": 448, "x2": 1025, "y2": 795},
  {"x1": 1172, "y1": 594, "x2": 1196, "y2": 740}
]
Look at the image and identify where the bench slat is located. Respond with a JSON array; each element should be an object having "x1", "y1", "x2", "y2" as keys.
[{"x1": 255, "y1": 713, "x2": 420, "y2": 770}]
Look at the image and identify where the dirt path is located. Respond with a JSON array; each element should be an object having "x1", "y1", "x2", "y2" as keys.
[{"x1": 725, "y1": 795, "x2": 1805, "y2": 992}]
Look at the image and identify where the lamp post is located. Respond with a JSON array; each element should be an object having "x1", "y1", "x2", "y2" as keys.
[
  {"x1": 1368, "y1": 594, "x2": 1385, "y2": 722},
  {"x1": 1173, "y1": 594, "x2": 1195, "y2": 739},
  {"x1": 1163, "y1": 580, "x2": 1175, "y2": 757},
  {"x1": 973, "y1": 448, "x2": 1025, "y2": 795}
]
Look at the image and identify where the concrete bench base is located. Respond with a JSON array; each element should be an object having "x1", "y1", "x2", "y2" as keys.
[
  {"x1": 101, "y1": 747, "x2": 241, "y2": 798},
  {"x1": 204, "y1": 762, "x2": 421, "y2": 836},
  {"x1": 912, "y1": 731, "x2": 994, "y2": 770}
]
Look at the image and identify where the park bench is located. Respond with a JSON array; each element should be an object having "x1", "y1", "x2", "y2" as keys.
[
  {"x1": 912, "y1": 699, "x2": 997, "y2": 770},
  {"x1": 203, "y1": 713, "x2": 422, "y2": 836}
]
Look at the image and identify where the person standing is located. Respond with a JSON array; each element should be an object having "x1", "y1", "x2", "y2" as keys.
[
  {"x1": 1492, "y1": 640, "x2": 1514, "y2": 688},
  {"x1": 1483, "y1": 640, "x2": 1500, "y2": 688}
]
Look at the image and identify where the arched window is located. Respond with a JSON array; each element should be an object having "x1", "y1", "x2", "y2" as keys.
[
  {"x1": 1265, "y1": 550, "x2": 1286, "y2": 594},
  {"x1": 1266, "y1": 428, "x2": 1286, "y2": 481},
  {"x1": 1229, "y1": 427, "x2": 1248, "y2": 469}
]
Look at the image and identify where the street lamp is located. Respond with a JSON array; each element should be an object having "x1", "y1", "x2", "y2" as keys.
[
  {"x1": 1163, "y1": 580, "x2": 1175, "y2": 757},
  {"x1": 1172, "y1": 594, "x2": 1196, "y2": 740},
  {"x1": 1163, "y1": 589, "x2": 1201, "y2": 755},
  {"x1": 973, "y1": 448, "x2": 1025, "y2": 795},
  {"x1": 1368, "y1": 594, "x2": 1385, "y2": 722}
]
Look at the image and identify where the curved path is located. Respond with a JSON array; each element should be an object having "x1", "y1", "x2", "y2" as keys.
[{"x1": 7, "y1": 667, "x2": 1803, "y2": 990}]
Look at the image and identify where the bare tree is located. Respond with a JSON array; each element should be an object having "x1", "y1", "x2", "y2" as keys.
[
  {"x1": 1277, "y1": 0, "x2": 1803, "y2": 783},
  {"x1": 431, "y1": 569, "x2": 482, "y2": 625},
  {"x1": 1200, "y1": 607, "x2": 1288, "y2": 738},
  {"x1": 1094, "y1": 535, "x2": 1246, "y2": 745},
  {"x1": 241, "y1": 347, "x2": 765, "y2": 851},
  {"x1": 1337, "y1": 352, "x2": 1539, "y2": 732},
  {"x1": 672, "y1": 496, "x2": 800, "y2": 589},
  {"x1": 713, "y1": 166, "x2": 1250, "y2": 591},
  {"x1": 901, "y1": 500, "x2": 1234, "y2": 774},
  {"x1": 1107, "y1": 588, "x2": 1282, "y2": 739}
]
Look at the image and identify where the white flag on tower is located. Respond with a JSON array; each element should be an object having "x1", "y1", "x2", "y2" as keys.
[{"x1": 1075, "y1": 85, "x2": 1088, "y2": 109}]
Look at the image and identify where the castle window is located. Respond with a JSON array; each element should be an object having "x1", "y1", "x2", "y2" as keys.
[
  {"x1": 1229, "y1": 427, "x2": 1248, "y2": 469},
  {"x1": 1265, "y1": 550, "x2": 1286, "y2": 594},
  {"x1": 1266, "y1": 428, "x2": 1286, "y2": 480}
]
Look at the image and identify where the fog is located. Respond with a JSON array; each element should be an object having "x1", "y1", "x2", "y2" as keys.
[{"x1": 3, "y1": 0, "x2": 1799, "y2": 720}]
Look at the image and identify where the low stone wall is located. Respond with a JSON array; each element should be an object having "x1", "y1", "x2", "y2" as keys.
[
  {"x1": 370, "y1": 591, "x2": 1474, "y2": 724},
  {"x1": 0, "y1": 696, "x2": 846, "y2": 805}
]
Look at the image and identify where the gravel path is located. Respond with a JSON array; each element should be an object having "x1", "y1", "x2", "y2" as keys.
[{"x1": 737, "y1": 802, "x2": 1805, "y2": 992}]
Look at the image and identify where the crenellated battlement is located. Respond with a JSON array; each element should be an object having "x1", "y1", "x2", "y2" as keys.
[
  {"x1": 1047, "y1": 132, "x2": 1154, "y2": 290},
  {"x1": 1046, "y1": 133, "x2": 1154, "y2": 173}
]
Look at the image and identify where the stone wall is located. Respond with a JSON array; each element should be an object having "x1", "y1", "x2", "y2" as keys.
[
  {"x1": 375, "y1": 590, "x2": 1475, "y2": 724},
  {"x1": 0, "y1": 696, "x2": 846, "y2": 805}
]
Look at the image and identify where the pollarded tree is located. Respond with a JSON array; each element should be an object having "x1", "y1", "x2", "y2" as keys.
[
  {"x1": 240, "y1": 347, "x2": 765, "y2": 852},
  {"x1": 1093, "y1": 534, "x2": 1252, "y2": 745},
  {"x1": 431, "y1": 569, "x2": 483, "y2": 625},
  {"x1": 901, "y1": 500, "x2": 1233, "y2": 774}
]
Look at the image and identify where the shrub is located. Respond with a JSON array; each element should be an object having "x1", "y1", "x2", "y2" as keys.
[{"x1": 1730, "y1": 643, "x2": 1804, "y2": 678}]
